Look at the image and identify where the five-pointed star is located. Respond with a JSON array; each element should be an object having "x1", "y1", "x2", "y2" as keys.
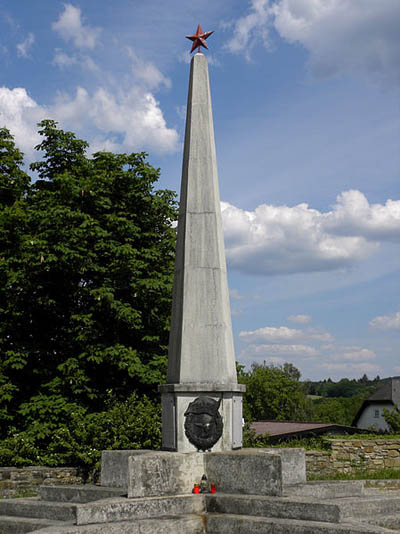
[{"x1": 186, "y1": 24, "x2": 214, "y2": 54}]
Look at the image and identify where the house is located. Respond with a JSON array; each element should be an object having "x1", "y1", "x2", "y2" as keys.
[{"x1": 352, "y1": 377, "x2": 400, "y2": 431}]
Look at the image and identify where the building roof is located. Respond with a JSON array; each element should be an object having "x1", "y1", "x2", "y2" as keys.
[
  {"x1": 352, "y1": 377, "x2": 400, "y2": 426},
  {"x1": 250, "y1": 421, "x2": 362, "y2": 442}
]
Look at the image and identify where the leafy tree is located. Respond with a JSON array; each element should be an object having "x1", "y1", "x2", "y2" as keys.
[
  {"x1": 383, "y1": 406, "x2": 400, "y2": 432},
  {"x1": 0, "y1": 121, "x2": 177, "y2": 436},
  {"x1": 240, "y1": 363, "x2": 313, "y2": 422},
  {"x1": 311, "y1": 396, "x2": 365, "y2": 425},
  {"x1": 0, "y1": 392, "x2": 161, "y2": 479}
]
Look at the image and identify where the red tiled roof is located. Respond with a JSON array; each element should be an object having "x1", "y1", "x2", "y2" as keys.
[{"x1": 251, "y1": 421, "x2": 335, "y2": 437}]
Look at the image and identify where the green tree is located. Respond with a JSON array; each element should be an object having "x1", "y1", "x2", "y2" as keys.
[
  {"x1": 383, "y1": 406, "x2": 400, "y2": 432},
  {"x1": 241, "y1": 362, "x2": 312, "y2": 422},
  {"x1": 0, "y1": 121, "x2": 177, "y2": 436}
]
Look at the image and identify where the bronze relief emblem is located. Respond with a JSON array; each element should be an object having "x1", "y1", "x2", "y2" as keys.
[{"x1": 184, "y1": 396, "x2": 223, "y2": 451}]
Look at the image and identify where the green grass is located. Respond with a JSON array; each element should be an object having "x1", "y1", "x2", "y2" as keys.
[{"x1": 308, "y1": 467, "x2": 400, "y2": 481}]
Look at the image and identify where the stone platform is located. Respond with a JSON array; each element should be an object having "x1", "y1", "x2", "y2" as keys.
[{"x1": 1, "y1": 449, "x2": 400, "y2": 533}]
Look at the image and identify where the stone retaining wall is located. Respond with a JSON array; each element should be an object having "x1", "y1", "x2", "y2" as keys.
[
  {"x1": 0, "y1": 467, "x2": 82, "y2": 498},
  {"x1": 306, "y1": 439, "x2": 400, "y2": 477}
]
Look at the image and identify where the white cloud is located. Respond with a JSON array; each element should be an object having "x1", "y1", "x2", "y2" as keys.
[
  {"x1": 244, "y1": 343, "x2": 317, "y2": 357},
  {"x1": 221, "y1": 190, "x2": 400, "y2": 276},
  {"x1": 0, "y1": 85, "x2": 179, "y2": 160},
  {"x1": 326, "y1": 191, "x2": 400, "y2": 243},
  {"x1": 287, "y1": 314, "x2": 311, "y2": 324},
  {"x1": 52, "y1": 49, "x2": 78, "y2": 68},
  {"x1": 52, "y1": 49, "x2": 100, "y2": 73},
  {"x1": 0, "y1": 87, "x2": 44, "y2": 159},
  {"x1": 370, "y1": 311, "x2": 400, "y2": 331},
  {"x1": 52, "y1": 4, "x2": 101, "y2": 49},
  {"x1": 16, "y1": 33, "x2": 35, "y2": 58},
  {"x1": 342, "y1": 348, "x2": 376, "y2": 362},
  {"x1": 126, "y1": 48, "x2": 171, "y2": 90},
  {"x1": 319, "y1": 362, "x2": 381, "y2": 376},
  {"x1": 239, "y1": 325, "x2": 331, "y2": 343},
  {"x1": 228, "y1": 0, "x2": 400, "y2": 82},
  {"x1": 225, "y1": 0, "x2": 271, "y2": 60}
]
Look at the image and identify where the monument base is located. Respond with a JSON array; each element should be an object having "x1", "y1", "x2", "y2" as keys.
[
  {"x1": 159, "y1": 383, "x2": 245, "y2": 452},
  {"x1": 101, "y1": 449, "x2": 284, "y2": 497}
]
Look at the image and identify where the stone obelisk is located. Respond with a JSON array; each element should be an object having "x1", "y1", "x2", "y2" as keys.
[{"x1": 159, "y1": 30, "x2": 245, "y2": 452}]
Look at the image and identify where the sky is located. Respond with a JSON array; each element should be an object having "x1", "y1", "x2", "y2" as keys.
[{"x1": 1, "y1": 0, "x2": 399, "y2": 381}]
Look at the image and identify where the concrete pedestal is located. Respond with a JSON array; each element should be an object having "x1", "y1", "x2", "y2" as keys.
[{"x1": 160, "y1": 383, "x2": 245, "y2": 452}]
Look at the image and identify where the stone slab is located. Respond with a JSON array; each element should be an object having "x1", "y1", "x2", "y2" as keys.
[
  {"x1": 205, "y1": 451, "x2": 282, "y2": 496},
  {"x1": 242, "y1": 448, "x2": 306, "y2": 486},
  {"x1": 127, "y1": 452, "x2": 205, "y2": 498},
  {"x1": 205, "y1": 513, "x2": 393, "y2": 534},
  {"x1": 285, "y1": 481, "x2": 364, "y2": 499},
  {"x1": 76, "y1": 495, "x2": 204, "y2": 525},
  {"x1": 205, "y1": 494, "x2": 340, "y2": 523},
  {"x1": 31, "y1": 515, "x2": 204, "y2": 534},
  {"x1": 40, "y1": 485, "x2": 126, "y2": 503},
  {"x1": 100, "y1": 450, "x2": 155, "y2": 488},
  {"x1": 0, "y1": 497, "x2": 76, "y2": 521},
  {"x1": 333, "y1": 495, "x2": 400, "y2": 519},
  {"x1": 0, "y1": 516, "x2": 69, "y2": 534}
]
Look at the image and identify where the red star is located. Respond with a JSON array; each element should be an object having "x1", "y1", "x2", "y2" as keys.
[{"x1": 186, "y1": 24, "x2": 214, "y2": 54}]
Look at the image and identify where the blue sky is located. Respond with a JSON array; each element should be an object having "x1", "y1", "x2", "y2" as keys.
[{"x1": 1, "y1": 0, "x2": 399, "y2": 381}]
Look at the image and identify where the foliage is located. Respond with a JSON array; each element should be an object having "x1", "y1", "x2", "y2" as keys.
[
  {"x1": 306, "y1": 375, "x2": 382, "y2": 399},
  {"x1": 0, "y1": 393, "x2": 161, "y2": 479},
  {"x1": 383, "y1": 406, "x2": 400, "y2": 432},
  {"x1": 240, "y1": 363, "x2": 314, "y2": 422},
  {"x1": 311, "y1": 396, "x2": 366, "y2": 426},
  {"x1": 0, "y1": 121, "x2": 177, "y2": 437}
]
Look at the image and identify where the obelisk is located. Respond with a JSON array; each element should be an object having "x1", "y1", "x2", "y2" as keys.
[{"x1": 159, "y1": 26, "x2": 245, "y2": 452}]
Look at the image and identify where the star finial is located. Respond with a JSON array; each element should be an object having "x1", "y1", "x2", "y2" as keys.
[{"x1": 186, "y1": 24, "x2": 214, "y2": 54}]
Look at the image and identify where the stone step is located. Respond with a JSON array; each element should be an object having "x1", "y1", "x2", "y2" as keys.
[
  {"x1": 0, "y1": 515, "x2": 71, "y2": 534},
  {"x1": 30, "y1": 514, "x2": 204, "y2": 533},
  {"x1": 364, "y1": 514, "x2": 400, "y2": 531},
  {"x1": 0, "y1": 497, "x2": 76, "y2": 521},
  {"x1": 39, "y1": 485, "x2": 126, "y2": 504},
  {"x1": 205, "y1": 494, "x2": 341, "y2": 523},
  {"x1": 205, "y1": 513, "x2": 395, "y2": 534},
  {"x1": 333, "y1": 495, "x2": 400, "y2": 519},
  {"x1": 285, "y1": 481, "x2": 365, "y2": 499},
  {"x1": 75, "y1": 494, "x2": 204, "y2": 525}
]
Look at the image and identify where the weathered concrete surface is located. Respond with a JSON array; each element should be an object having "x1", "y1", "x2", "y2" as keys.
[
  {"x1": 160, "y1": 52, "x2": 244, "y2": 452},
  {"x1": 0, "y1": 515, "x2": 70, "y2": 534},
  {"x1": 128, "y1": 452, "x2": 204, "y2": 498},
  {"x1": 205, "y1": 451, "x2": 282, "y2": 496},
  {"x1": 285, "y1": 481, "x2": 365, "y2": 499},
  {"x1": 40, "y1": 485, "x2": 126, "y2": 504},
  {"x1": 205, "y1": 513, "x2": 394, "y2": 533},
  {"x1": 76, "y1": 495, "x2": 204, "y2": 525},
  {"x1": 100, "y1": 450, "x2": 154, "y2": 488},
  {"x1": 243, "y1": 448, "x2": 306, "y2": 486},
  {"x1": 166, "y1": 53, "x2": 236, "y2": 387},
  {"x1": 0, "y1": 497, "x2": 76, "y2": 521},
  {"x1": 334, "y1": 495, "x2": 400, "y2": 519},
  {"x1": 205, "y1": 494, "x2": 341, "y2": 523},
  {"x1": 31, "y1": 515, "x2": 204, "y2": 534}
]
